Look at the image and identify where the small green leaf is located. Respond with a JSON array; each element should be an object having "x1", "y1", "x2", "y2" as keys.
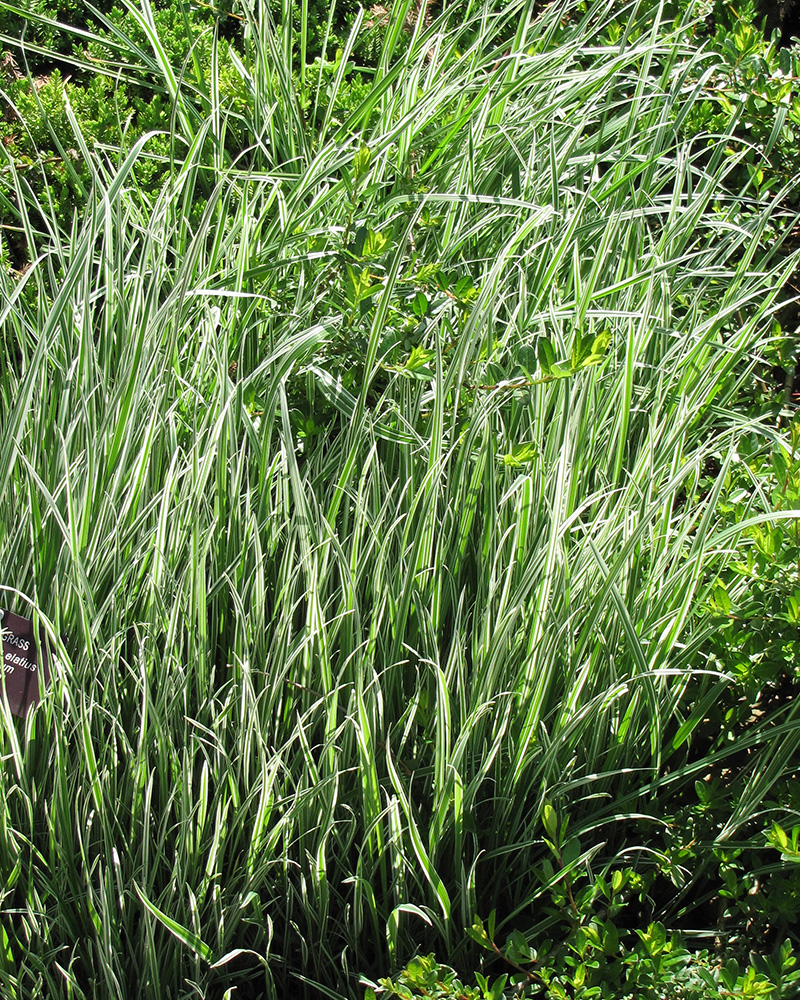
[
  {"x1": 767, "y1": 822, "x2": 791, "y2": 853},
  {"x1": 403, "y1": 346, "x2": 435, "y2": 375},
  {"x1": 503, "y1": 442, "x2": 538, "y2": 467},
  {"x1": 786, "y1": 591, "x2": 800, "y2": 624},
  {"x1": 420, "y1": 207, "x2": 441, "y2": 228},
  {"x1": 353, "y1": 143, "x2": 371, "y2": 182},
  {"x1": 580, "y1": 352, "x2": 609, "y2": 369},
  {"x1": 411, "y1": 262, "x2": 441, "y2": 286},
  {"x1": 0, "y1": 924, "x2": 12, "y2": 966},
  {"x1": 243, "y1": 385, "x2": 265, "y2": 415},
  {"x1": 363, "y1": 229, "x2": 389, "y2": 259},
  {"x1": 773, "y1": 450, "x2": 789, "y2": 484},
  {"x1": 542, "y1": 802, "x2": 558, "y2": 841},
  {"x1": 537, "y1": 337, "x2": 556, "y2": 375},
  {"x1": 466, "y1": 918, "x2": 493, "y2": 952},
  {"x1": 591, "y1": 328, "x2": 612, "y2": 355},
  {"x1": 583, "y1": 923, "x2": 602, "y2": 949},
  {"x1": 636, "y1": 921, "x2": 667, "y2": 957},
  {"x1": 346, "y1": 264, "x2": 381, "y2": 306},
  {"x1": 721, "y1": 957, "x2": 740, "y2": 991},
  {"x1": 713, "y1": 584, "x2": 732, "y2": 615},
  {"x1": 506, "y1": 928, "x2": 533, "y2": 965},
  {"x1": 454, "y1": 275, "x2": 477, "y2": 301},
  {"x1": 351, "y1": 224, "x2": 368, "y2": 257},
  {"x1": 602, "y1": 920, "x2": 619, "y2": 955},
  {"x1": 412, "y1": 291, "x2": 429, "y2": 316},
  {"x1": 488, "y1": 974, "x2": 508, "y2": 999}
]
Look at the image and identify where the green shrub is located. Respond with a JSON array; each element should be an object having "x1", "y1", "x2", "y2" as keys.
[
  {"x1": 369, "y1": 940, "x2": 800, "y2": 999},
  {"x1": 0, "y1": 0, "x2": 117, "y2": 69},
  {"x1": 369, "y1": 815, "x2": 800, "y2": 998},
  {"x1": 671, "y1": 0, "x2": 800, "y2": 202},
  {"x1": 698, "y1": 416, "x2": 800, "y2": 700}
]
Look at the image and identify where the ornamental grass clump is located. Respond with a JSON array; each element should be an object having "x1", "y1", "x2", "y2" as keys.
[{"x1": 0, "y1": 0, "x2": 799, "y2": 997}]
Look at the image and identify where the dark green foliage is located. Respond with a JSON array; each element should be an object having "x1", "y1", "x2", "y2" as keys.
[
  {"x1": 0, "y1": 1, "x2": 255, "y2": 238},
  {"x1": 371, "y1": 936, "x2": 800, "y2": 998},
  {"x1": 371, "y1": 811, "x2": 800, "y2": 997},
  {"x1": 266, "y1": 0, "x2": 367, "y2": 61},
  {"x1": 672, "y1": 0, "x2": 800, "y2": 201},
  {"x1": 0, "y1": 67, "x2": 120, "y2": 229},
  {"x1": 0, "y1": 0, "x2": 117, "y2": 69},
  {"x1": 700, "y1": 419, "x2": 800, "y2": 699},
  {"x1": 0, "y1": 0, "x2": 420, "y2": 241}
]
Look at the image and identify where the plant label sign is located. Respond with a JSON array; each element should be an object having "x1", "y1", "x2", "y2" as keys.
[{"x1": 0, "y1": 608, "x2": 51, "y2": 717}]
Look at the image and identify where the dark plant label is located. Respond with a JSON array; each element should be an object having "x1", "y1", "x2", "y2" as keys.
[{"x1": 0, "y1": 608, "x2": 51, "y2": 717}]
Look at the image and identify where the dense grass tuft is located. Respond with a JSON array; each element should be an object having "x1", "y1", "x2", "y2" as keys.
[{"x1": 1, "y1": 0, "x2": 799, "y2": 997}]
